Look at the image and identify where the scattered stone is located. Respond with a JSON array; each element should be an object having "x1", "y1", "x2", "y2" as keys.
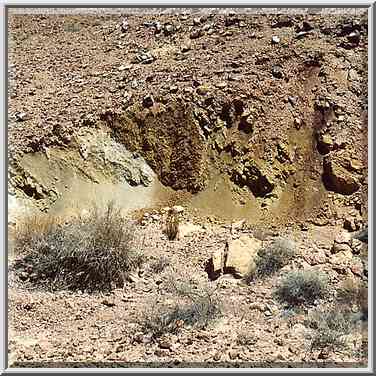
[
  {"x1": 271, "y1": 15, "x2": 294, "y2": 28},
  {"x1": 159, "y1": 339, "x2": 172, "y2": 349},
  {"x1": 347, "y1": 30, "x2": 360, "y2": 44},
  {"x1": 190, "y1": 29, "x2": 203, "y2": 39},
  {"x1": 15, "y1": 112, "x2": 27, "y2": 122},
  {"x1": 163, "y1": 23, "x2": 174, "y2": 36},
  {"x1": 249, "y1": 302, "x2": 266, "y2": 312},
  {"x1": 228, "y1": 349, "x2": 239, "y2": 360},
  {"x1": 101, "y1": 299, "x2": 116, "y2": 307},
  {"x1": 135, "y1": 49, "x2": 155, "y2": 64},
  {"x1": 288, "y1": 96, "x2": 298, "y2": 106},
  {"x1": 294, "y1": 118, "x2": 302, "y2": 129},
  {"x1": 172, "y1": 205, "x2": 184, "y2": 214},
  {"x1": 193, "y1": 17, "x2": 202, "y2": 26},
  {"x1": 142, "y1": 94, "x2": 154, "y2": 108},
  {"x1": 316, "y1": 133, "x2": 334, "y2": 154},
  {"x1": 329, "y1": 250, "x2": 353, "y2": 271},
  {"x1": 272, "y1": 65, "x2": 283, "y2": 79},
  {"x1": 181, "y1": 43, "x2": 191, "y2": 52},
  {"x1": 120, "y1": 18, "x2": 129, "y2": 33},
  {"x1": 271, "y1": 35, "x2": 280, "y2": 44},
  {"x1": 334, "y1": 231, "x2": 352, "y2": 245},
  {"x1": 213, "y1": 351, "x2": 222, "y2": 361},
  {"x1": 332, "y1": 242, "x2": 352, "y2": 254},
  {"x1": 343, "y1": 216, "x2": 361, "y2": 232}
]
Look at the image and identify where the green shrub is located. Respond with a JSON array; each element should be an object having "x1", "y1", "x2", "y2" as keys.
[
  {"x1": 13, "y1": 201, "x2": 143, "y2": 292},
  {"x1": 255, "y1": 238, "x2": 296, "y2": 277},
  {"x1": 275, "y1": 270, "x2": 329, "y2": 305}
]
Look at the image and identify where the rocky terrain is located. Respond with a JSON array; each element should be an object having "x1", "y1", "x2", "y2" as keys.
[{"x1": 8, "y1": 8, "x2": 369, "y2": 368}]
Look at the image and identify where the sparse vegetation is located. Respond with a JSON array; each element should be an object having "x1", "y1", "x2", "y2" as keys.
[
  {"x1": 149, "y1": 256, "x2": 170, "y2": 274},
  {"x1": 164, "y1": 209, "x2": 179, "y2": 240},
  {"x1": 255, "y1": 238, "x2": 296, "y2": 277},
  {"x1": 13, "y1": 201, "x2": 143, "y2": 292},
  {"x1": 140, "y1": 278, "x2": 221, "y2": 339},
  {"x1": 305, "y1": 306, "x2": 356, "y2": 352},
  {"x1": 275, "y1": 270, "x2": 329, "y2": 306},
  {"x1": 337, "y1": 278, "x2": 368, "y2": 320}
]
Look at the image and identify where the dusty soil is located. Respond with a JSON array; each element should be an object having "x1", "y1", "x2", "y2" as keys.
[{"x1": 7, "y1": 8, "x2": 369, "y2": 368}]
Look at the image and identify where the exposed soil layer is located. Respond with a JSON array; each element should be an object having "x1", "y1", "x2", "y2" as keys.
[{"x1": 7, "y1": 9, "x2": 369, "y2": 369}]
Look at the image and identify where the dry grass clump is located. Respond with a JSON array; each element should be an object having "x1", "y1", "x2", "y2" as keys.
[
  {"x1": 140, "y1": 277, "x2": 221, "y2": 339},
  {"x1": 275, "y1": 270, "x2": 329, "y2": 306},
  {"x1": 336, "y1": 278, "x2": 368, "y2": 320},
  {"x1": 164, "y1": 209, "x2": 179, "y2": 240},
  {"x1": 255, "y1": 237, "x2": 296, "y2": 277},
  {"x1": 305, "y1": 306, "x2": 357, "y2": 352},
  {"x1": 13, "y1": 201, "x2": 143, "y2": 292},
  {"x1": 149, "y1": 256, "x2": 170, "y2": 274}
]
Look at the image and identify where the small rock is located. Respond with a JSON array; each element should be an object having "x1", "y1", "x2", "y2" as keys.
[
  {"x1": 181, "y1": 43, "x2": 191, "y2": 52},
  {"x1": 193, "y1": 17, "x2": 202, "y2": 26},
  {"x1": 294, "y1": 118, "x2": 302, "y2": 129},
  {"x1": 213, "y1": 351, "x2": 222, "y2": 361},
  {"x1": 142, "y1": 94, "x2": 154, "y2": 108},
  {"x1": 190, "y1": 29, "x2": 202, "y2": 39},
  {"x1": 272, "y1": 65, "x2": 283, "y2": 79},
  {"x1": 159, "y1": 339, "x2": 172, "y2": 349},
  {"x1": 172, "y1": 205, "x2": 184, "y2": 214},
  {"x1": 15, "y1": 112, "x2": 27, "y2": 122},
  {"x1": 288, "y1": 96, "x2": 298, "y2": 106},
  {"x1": 19, "y1": 271, "x2": 29, "y2": 281},
  {"x1": 271, "y1": 35, "x2": 280, "y2": 44},
  {"x1": 332, "y1": 242, "x2": 352, "y2": 254},
  {"x1": 228, "y1": 350, "x2": 239, "y2": 360},
  {"x1": 334, "y1": 231, "x2": 352, "y2": 245},
  {"x1": 347, "y1": 30, "x2": 360, "y2": 44},
  {"x1": 249, "y1": 302, "x2": 266, "y2": 311},
  {"x1": 101, "y1": 299, "x2": 116, "y2": 307}
]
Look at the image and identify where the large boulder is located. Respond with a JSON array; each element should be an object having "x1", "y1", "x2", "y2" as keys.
[
  {"x1": 206, "y1": 235, "x2": 263, "y2": 280},
  {"x1": 322, "y1": 150, "x2": 363, "y2": 195},
  {"x1": 225, "y1": 235, "x2": 262, "y2": 277}
]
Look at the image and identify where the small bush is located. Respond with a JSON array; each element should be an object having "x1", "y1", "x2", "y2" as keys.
[
  {"x1": 337, "y1": 278, "x2": 368, "y2": 320},
  {"x1": 255, "y1": 238, "x2": 296, "y2": 277},
  {"x1": 306, "y1": 306, "x2": 355, "y2": 352},
  {"x1": 141, "y1": 278, "x2": 221, "y2": 339},
  {"x1": 164, "y1": 209, "x2": 179, "y2": 240},
  {"x1": 149, "y1": 256, "x2": 170, "y2": 274},
  {"x1": 13, "y1": 201, "x2": 143, "y2": 292},
  {"x1": 236, "y1": 331, "x2": 257, "y2": 347},
  {"x1": 275, "y1": 270, "x2": 329, "y2": 306}
]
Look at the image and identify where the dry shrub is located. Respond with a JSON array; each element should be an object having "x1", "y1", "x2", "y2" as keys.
[
  {"x1": 337, "y1": 278, "x2": 368, "y2": 320},
  {"x1": 12, "y1": 201, "x2": 143, "y2": 292},
  {"x1": 305, "y1": 305, "x2": 357, "y2": 352},
  {"x1": 275, "y1": 270, "x2": 329, "y2": 306},
  {"x1": 164, "y1": 209, "x2": 179, "y2": 240},
  {"x1": 149, "y1": 256, "x2": 170, "y2": 274},
  {"x1": 140, "y1": 277, "x2": 221, "y2": 339},
  {"x1": 255, "y1": 237, "x2": 296, "y2": 277}
]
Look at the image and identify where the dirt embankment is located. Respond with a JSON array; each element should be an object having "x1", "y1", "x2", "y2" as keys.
[{"x1": 8, "y1": 11, "x2": 368, "y2": 228}]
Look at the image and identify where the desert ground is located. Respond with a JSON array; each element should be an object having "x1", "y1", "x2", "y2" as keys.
[{"x1": 8, "y1": 8, "x2": 368, "y2": 368}]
